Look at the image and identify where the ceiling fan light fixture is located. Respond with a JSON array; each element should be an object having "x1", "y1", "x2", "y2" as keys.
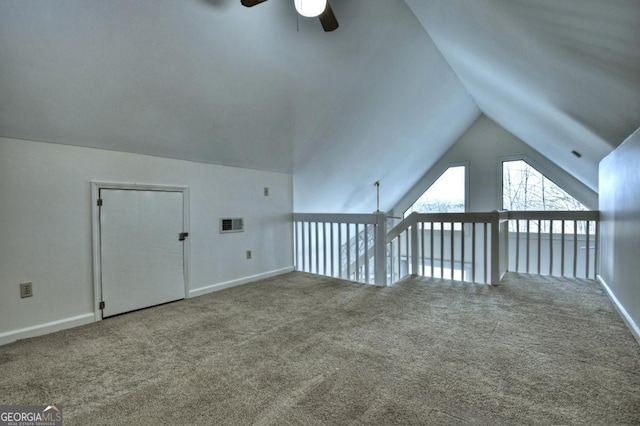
[{"x1": 294, "y1": 0, "x2": 327, "y2": 17}]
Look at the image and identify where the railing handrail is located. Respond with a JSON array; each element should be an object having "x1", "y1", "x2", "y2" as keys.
[
  {"x1": 387, "y1": 211, "x2": 507, "y2": 242},
  {"x1": 386, "y1": 213, "x2": 417, "y2": 242},
  {"x1": 294, "y1": 210, "x2": 597, "y2": 226},
  {"x1": 293, "y1": 212, "x2": 382, "y2": 225},
  {"x1": 506, "y1": 210, "x2": 599, "y2": 221},
  {"x1": 412, "y1": 211, "x2": 497, "y2": 223}
]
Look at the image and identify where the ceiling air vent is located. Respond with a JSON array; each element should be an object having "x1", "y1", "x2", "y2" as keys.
[{"x1": 220, "y1": 217, "x2": 244, "y2": 234}]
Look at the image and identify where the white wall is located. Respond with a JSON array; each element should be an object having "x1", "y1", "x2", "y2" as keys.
[
  {"x1": 0, "y1": 137, "x2": 293, "y2": 344},
  {"x1": 598, "y1": 128, "x2": 640, "y2": 342},
  {"x1": 391, "y1": 115, "x2": 598, "y2": 216}
]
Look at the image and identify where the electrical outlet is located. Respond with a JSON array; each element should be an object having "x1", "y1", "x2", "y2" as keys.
[
  {"x1": 264, "y1": 187, "x2": 269, "y2": 196},
  {"x1": 246, "y1": 250, "x2": 252, "y2": 259},
  {"x1": 20, "y1": 282, "x2": 33, "y2": 298}
]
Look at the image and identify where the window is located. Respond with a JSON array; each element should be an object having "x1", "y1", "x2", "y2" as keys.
[
  {"x1": 401, "y1": 165, "x2": 467, "y2": 280},
  {"x1": 503, "y1": 160, "x2": 591, "y2": 234},
  {"x1": 404, "y1": 165, "x2": 466, "y2": 218},
  {"x1": 502, "y1": 160, "x2": 587, "y2": 211}
]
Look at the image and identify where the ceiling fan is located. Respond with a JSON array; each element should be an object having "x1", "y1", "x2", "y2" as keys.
[{"x1": 241, "y1": 0, "x2": 339, "y2": 32}]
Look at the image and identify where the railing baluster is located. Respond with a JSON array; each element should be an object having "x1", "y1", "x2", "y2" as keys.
[
  {"x1": 461, "y1": 222, "x2": 465, "y2": 282},
  {"x1": 363, "y1": 224, "x2": 369, "y2": 283},
  {"x1": 300, "y1": 222, "x2": 305, "y2": 272},
  {"x1": 430, "y1": 223, "x2": 434, "y2": 278},
  {"x1": 549, "y1": 219, "x2": 553, "y2": 276},
  {"x1": 398, "y1": 233, "x2": 402, "y2": 279},
  {"x1": 395, "y1": 239, "x2": 399, "y2": 282},
  {"x1": 585, "y1": 220, "x2": 590, "y2": 279},
  {"x1": 450, "y1": 223, "x2": 455, "y2": 280},
  {"x1": 390, "y1": 239, "x2": 395, "y2": 283},
  {"x1": 483, "y1": 222, "x2": 488, "y2": 284},
  {"x1": 515, "y1": 219, "x2": 520, "y2": 272},
  {"x1": 405, "y1": 227, "x2": 410, "y2": 275},
  {"x1": 594, "y1": 220, "x2": 599, "y2": 279},
  {"x1": 308, "y1": 222, "x2": 313, "y2": 273},
  {"x1": 526, "y1": 220, "x2": 531, "y2": 274},
  {"x1": 388, "y1": 238, "x2": 393, "y2": 282},
  {"x1": 308, "y1": 222, "x2": 312, "y2": 273},
  {"x1": 573, "y1": 220, "x2": 578, "y2": 277},
  {"x1": 309, "y1": 222, "x2": 314, "y2": 273},
  {"x1": 329, "y1": 223, "x2": 333, "y2": 276},
  {"x1": 396, "y1": 235, "x2": 400, "y2": 281},
  {"x1": 338, "y1": 223, "x2": 343, "y2": 278},
  {"x1": 561, "y1": 220, "x2": 565, "y2": 277},
  {"x1": 346, "y1": 224, "x2": 351, "y2": 280},
  {"x1": 322, "y1": 222, "x2": 327, "y2": 275},
  {"x1": 302, "y1": 222, "x2": 311, "y2": 272},
  {"x1": 325, "y1": 222, "x2": 330, "y2": 275},
  {"x1": 390, "y1": 237, "x2": 394, "y2": 282},
  {"x1": 330, "y1": 223, "x2": 335, "y2": 277},
  {"x1": 537, "y1": 219, "x2": 541, "y2": 275},
  {"x1": 300, "y1": 221, "x2": 304, "y2": 271},
  {"x1": 421, "y1": 222, "x2": 425, "y2": 276},
  {"x1": 440, "y1": 222, "x2": 444, "y2": 279},
  {"x1": 355, "y1": 224, "x2": 360, "y2": 282},
  {"x1": 293, "y1": 221, "x2": 298, "y2": 271},
  {"x1": 315, "y1": 222, "x2": 320, "y2": 274},
  {"x1": 472, "y1": 222, "x2": 476, "y2": 283}
]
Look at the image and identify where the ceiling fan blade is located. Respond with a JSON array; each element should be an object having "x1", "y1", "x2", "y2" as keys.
[
  {"x1": 241, "y1": 0, "x2": 269, "y2": 7},
  {"x1": 318, "y1": 1, "x2": 339, "y2": 32}
]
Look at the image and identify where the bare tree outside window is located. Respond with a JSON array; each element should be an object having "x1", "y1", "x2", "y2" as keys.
[{"x1": 503, "y1": 160, "x2": 591, "y2": 233}]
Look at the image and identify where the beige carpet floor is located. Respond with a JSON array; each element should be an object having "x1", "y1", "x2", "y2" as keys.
[{"x1": 1, "y1": 272, "x2": 639, "y2": 425}]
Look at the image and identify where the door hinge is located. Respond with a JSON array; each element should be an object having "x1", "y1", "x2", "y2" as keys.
[
  {"x1": 97, "y1": 198, "x2": 103, "y2": 206},
  {"x1": 99, "y1": 301, "x2": 105, "y2": 310},
  {"x1": 179, "y1": 232, "x2": 189, "y2": 241}
]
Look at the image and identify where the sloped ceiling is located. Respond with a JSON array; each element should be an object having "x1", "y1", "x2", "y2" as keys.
[
  {"x1": 405, "y1": 0, "x2": 640, "y2": 192},
  {"x1": 1, "y1": 0, "x2": 638, "y2": 213}
]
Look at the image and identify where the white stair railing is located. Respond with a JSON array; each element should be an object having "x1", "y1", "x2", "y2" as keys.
[
  {"x1": 293, "y1": 213, "x2": 387, "y2": 286},
  {"x1": 507, "y1": 210, "x2": 599, "y2": 279},
  {"x1": 293, "y1": 210, "x2": 598, "y2": 286},
  {"x1": 387, "y1": 211, "x2": 509, "y2": 285}
]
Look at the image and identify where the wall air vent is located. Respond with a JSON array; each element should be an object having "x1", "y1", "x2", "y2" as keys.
[{"x1": 220, "y1": 217, "x2": 244, "y2": 234}]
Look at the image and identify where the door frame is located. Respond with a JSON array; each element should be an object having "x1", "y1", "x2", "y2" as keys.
[{"x1": 91, "y1": 181, "x2": 190, "y2": 321}]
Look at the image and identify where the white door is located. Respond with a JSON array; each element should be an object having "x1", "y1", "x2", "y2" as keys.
[{"x1": 99, "y1": 189, "x2": 186, "y2": 318}]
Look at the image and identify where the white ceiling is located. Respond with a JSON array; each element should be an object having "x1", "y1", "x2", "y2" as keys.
[
  {"x1": 1, "y1": 0, "x2": 638, "y2": 212},
  {"x1": 405, "y1": 0, "x2": 640, "y2": 194}
]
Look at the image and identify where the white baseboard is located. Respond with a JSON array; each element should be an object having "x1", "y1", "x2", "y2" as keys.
[
  {"x1": 0, "y1": 313, "x2": 95, "y2": 347},
  {"x1": 597, "y1": 274, "x2": 640, "y2": 345},
  {"x1": 189, "y1": 267, "x2": 294, "y2": 298},
  {"x1": 0, "y1": 268, "x2": 294, "y2": 347}
]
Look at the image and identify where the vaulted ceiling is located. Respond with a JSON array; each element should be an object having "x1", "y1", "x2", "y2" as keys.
[{"x1": 1, "y1": 0, "x2": 638, "y2": 213}]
